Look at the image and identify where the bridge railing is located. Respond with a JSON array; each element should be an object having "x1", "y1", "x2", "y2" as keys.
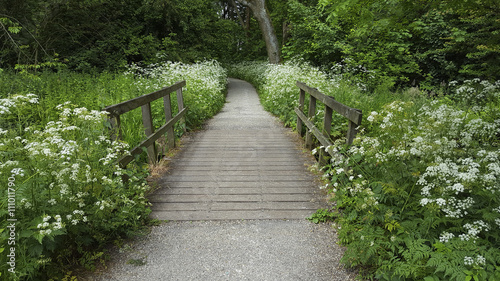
[
  {"x1": 104, "y1": 81, "x2": 187, "y2": 167},
  {"x1": 295, "y1": 81, "x2": 362, "y2": 164}
]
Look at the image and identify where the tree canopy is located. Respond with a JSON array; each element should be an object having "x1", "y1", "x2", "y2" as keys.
[{"x1": 1, "y1": 0, "x2": 498, "y2": 88}]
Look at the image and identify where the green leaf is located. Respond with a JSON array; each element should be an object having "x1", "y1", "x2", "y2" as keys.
[{"x1": 8, "y1": 26, "x2": 21, "y2": 34}]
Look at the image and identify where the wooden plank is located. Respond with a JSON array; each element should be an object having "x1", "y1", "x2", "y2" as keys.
[
  {"x1": 150, "y1": 210, "x2": 315, "y2": 221},
  {"x1": 149, "y1": 194, "x2": 315, "y2": 203},
  {"x1": 104, "y1": 81, "x2": 186, "y2": 116},
  {"x1": 305, "y1": 95, "x2": 316, "y2": 149},
  {"x1": 150, "y1": 202, "x2": 320, "y2": 211},
  {"x1": 166, "y1": 165, "x2": 307, "y2": 171},
  {"x1": 118, "y1": 107, "x2": 187, "y2": 167},
  {"x1": 297, "y1": 88, "x2": 305, "y2": 136},
  {"x1": 167, "y1": 167, "x2": 307, "y2": 177},
  {"x1": 108, "y1": 115, "x2": 122, "y2": 141},
  {"x1": 296, "y1": 81, "x2": 362, "y2": 124},
  {"x1": 158, "y1": 181, "x2": 317, "y2": 189},
  {"x1": 320, "y1": 106, "x2": 333, "y2": 164},
  {"x1": 142, "y1": 102, "x2": 157, "y2": 163},
  {"x1": 294, "y1": 108, "x2": 335, "y2": 158},
  {"x1": 346, "y1": 115, "x2": 362, "y2": 145},
  {"x1": 163, "y1": 94, "x2": 175, "y2": 149},
  {"x1": 153, "y1": 187, "x2": 316, "y2": 195},
  {"x1": 176, "y1": 87, "x2": 186, "y2": 133},
  {"x1": 161, "y1": 175, "x2": 314, "y2": 182}
]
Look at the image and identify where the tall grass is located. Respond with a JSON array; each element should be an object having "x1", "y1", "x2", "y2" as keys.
[{"x1": 0, "y1": 60, "x2": 227, "y2": 280}]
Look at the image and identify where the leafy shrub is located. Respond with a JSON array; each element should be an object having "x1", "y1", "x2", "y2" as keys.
[
  {"x1": 232, "y1": 61, "x2": 500, "y2": 280},
  {"x1": 0, "y1": 60, "x2": 227, "y2": 280},
  {"x1": 126, "y1": 59, "x2": 227, "y2": 131},
  {"x1": 0, "y1": 96, "x2": 150, "y2": 280}
]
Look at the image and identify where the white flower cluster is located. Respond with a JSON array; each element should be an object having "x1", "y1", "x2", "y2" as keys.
[
  {"x1": 66, "y1": 209, "x2": 87, "y2": 225},
  {"x1": 99, "y1": 140, "x2": 130, "y2": 165},
  {"x1": 459, "y1": 220, "x2": 490, "y2": 241},
  {"x1": 126, "y1": 60, "x2": 227, "y2": 122},
  {"x1": 56, "y1": 102, "x2": 108, "y2": 123},
  {"x1": 24, "y1": 121, "x2": 81, "y2": 161},
  {"x1": 464, "y1": 255, "x2": 486, "y2": 266},
  {"x1": 0, "y1": 93, "x2": 39, "y2": 115},
  {"x1": 450, "y1": 79, "x2": 500, "y2": 111},
  {"x1": 95, "y1": 200, "x2": 112, "y2": 211},
  {"x1": 439, "y1": 231, "x2": 455, "y2": 243},
  {"x1": 37, "y1": 215, "x2": 64, "y2": 236}
]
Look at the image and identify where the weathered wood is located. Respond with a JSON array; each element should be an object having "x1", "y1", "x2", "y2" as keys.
[
  {"x1": 108, "y1": 115, "x2": 122, "y2": 141},
  {"x1": 104, "y1": 81, "x2": 186, "y2": 116},
  {"x1": 150, "y1": 202, "x2": 319, "y2": 211},
  {"x1": 319, "y1": 106, "x2": 333, "y2": 164},
  {"x1": 295, "y1": 108, "x2": 335, "y2": 158},
  {"x1": 150, "y1": 210, "x2": 316, "y2": 221},
  {"x1": 305, "y1": 95, "x2": 316, "y2": 149},
  {"x1": 118, "y1": 107, "x2": 187, "y2": 168},
  {"x1": 163, "y1": 94, "x2": 175, "y2": 149},
  {"x1": 297, "y1": 88, "x2": 305, "y2": 135},
  {"x1": 149, "y1": 79, "x2": 326, "y2": 221},
  {"x1": 104, "y1": 81, "x2": 187, "y2": 167},
  {"x1": 150, "y1": 194, "x2": 314, "y2": 203},
  {"x1": 153, "y1": 187, "x2": 316, "y2": 195},
  {"x1": 176, "y1": 87, "x2": 186, "y2": 133},
  {"x1": 296, "y1": 81, "x2": 362, "y2": 124},
  {"x1": 142, "y1": 102, "x2": 157, "y2": 163},
  {"x1": 346, "y1": 111, "x2": 362, "y2": 145}
]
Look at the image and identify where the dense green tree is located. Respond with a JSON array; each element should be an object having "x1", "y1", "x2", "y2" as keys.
[
  {"x1": 285, "y1": 0, "x2": 499, "y2": 89},
  {"x1": 0, "y1": 0, "x2": 248, "y2": 71}
]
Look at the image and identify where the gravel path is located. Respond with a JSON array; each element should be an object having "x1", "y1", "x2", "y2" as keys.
[
  {"x1": 85, "y1": 220, "x2": 356, "y2": 281},
  {"x1": 82, "y1": 79, "x2": 356, "y2": 280}
]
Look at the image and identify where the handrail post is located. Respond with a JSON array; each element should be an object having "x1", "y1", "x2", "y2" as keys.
[
  {"x1": 305, "y1": 95, "x2": 316, "y2": 150},
  {"x1": 163, "y1": 94, "x2": 175, "y2": 150},
  {"x1": 346, "y1": 109, "x2": 362, "y2": 145},
  {"x1": 141, "y1": 102, "x2": 157, "y2": 163},
  {"x1": 104, "y1": 80, "x2": 186, "y2": 168},
  {"x1": 108, "y1": 115, "x2": 122, "y2": 141},
  {"x1": 295, "y1": 81, "x2": 362, "y2": 163},
  {"x1": 297, "y1": 88, "x2": 305, "y2": 136},
  {"x1": 176, "y1": 87, "x2": 186, "y2": 133},
  {"x1": 319, "y1": 105, "x2": 333, "y2": 164}
]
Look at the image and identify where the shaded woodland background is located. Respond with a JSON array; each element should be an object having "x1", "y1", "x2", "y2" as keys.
[{"x1": 1, "y1": 0, "x2": 499, "y2": 89}]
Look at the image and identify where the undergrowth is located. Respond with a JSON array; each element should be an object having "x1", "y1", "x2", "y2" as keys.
[
  {"x1": 0, "y1": 60, "x2": 227, "y2": 280},
  {"x1": 230, "y1": 61, "x2": 500, "y2": 281}
]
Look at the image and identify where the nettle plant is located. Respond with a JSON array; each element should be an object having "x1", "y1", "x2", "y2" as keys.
[
  {"x1": 0, "y1": 95, "x2": 150, "y2": 280},
  {"x1": 328, "y1": 81, "x2": 500, "y2": 280}
]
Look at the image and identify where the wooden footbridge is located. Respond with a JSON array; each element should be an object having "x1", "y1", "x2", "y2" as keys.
[{"x1": 105, "y1": 78, "x2": 362, "y2": 221}]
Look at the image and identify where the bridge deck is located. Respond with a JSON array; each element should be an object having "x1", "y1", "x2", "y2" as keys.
[{"x1": 149, "y1": 78, "x2": 326, "y2": 220}]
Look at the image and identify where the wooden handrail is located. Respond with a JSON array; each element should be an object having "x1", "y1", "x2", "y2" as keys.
[
  {"x1": 295, "y1": 81, "x2": 362, "y2": 164},
  {"x1": 104, "y1": 81, "x2": 187, "y2": 167},
  {"x1": 104, "y1": 81, "x2": 186, "y2": 116}
]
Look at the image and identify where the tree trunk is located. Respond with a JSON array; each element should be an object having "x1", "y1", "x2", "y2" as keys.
[{"x1": 238, "y1": 0, "x2": 281, "y2": 64}]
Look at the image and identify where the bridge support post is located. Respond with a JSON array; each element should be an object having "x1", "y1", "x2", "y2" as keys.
[{"x1": 142, "y1": 102, "x2": 157, "y2": 164}]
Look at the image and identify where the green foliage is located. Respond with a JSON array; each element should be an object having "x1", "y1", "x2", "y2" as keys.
[
  {"x1": 0, "y1": 60, "x2": 227, "y2": 280},
  {"x1": 284, "y1": 0, "x2": 500, "y2": 89},
  {"x1": 307, "y1": 208, "x2": 335, "y2": 224},
  {"x1": 0, "y1": 0, "x2": 247, "y2": 71},
  {"x1": 232, "y1": 61, "x2": 500, "y2": 281},
  {"x1": 0, "y1": 96, "x2": 151, "y2": 280}
]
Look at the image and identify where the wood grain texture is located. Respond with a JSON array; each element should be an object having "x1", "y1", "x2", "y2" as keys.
[{"x1": 149, "y1": 79, "x2": 326, "y2": 221}]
